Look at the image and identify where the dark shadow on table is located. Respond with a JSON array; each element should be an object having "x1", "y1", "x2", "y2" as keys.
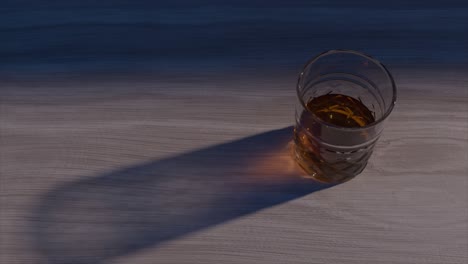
[{"x1": 34, "y1": 126, "x2": 337, "y2": 264}]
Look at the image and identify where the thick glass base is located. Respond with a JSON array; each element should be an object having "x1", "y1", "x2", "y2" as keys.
[{"x1": 293, "y1": 144, "x2": 367, "y2": 184}]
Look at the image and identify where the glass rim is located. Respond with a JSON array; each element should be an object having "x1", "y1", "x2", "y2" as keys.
[{"x1": 296, "y1": 49, "x2": 397, "y2": 131}]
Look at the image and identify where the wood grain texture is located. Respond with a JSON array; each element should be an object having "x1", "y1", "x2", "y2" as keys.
[
  {"x1": 1, "y1": 69, "x2": 467, "y2": 264},
  {"x1": 1, "y1": 1, "x2": 468, "y2": 263}
]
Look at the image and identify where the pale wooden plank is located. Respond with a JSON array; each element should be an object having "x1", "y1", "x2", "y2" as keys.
[{"x1": 1, "y1": 69, "x2": 467, "y2": 264}]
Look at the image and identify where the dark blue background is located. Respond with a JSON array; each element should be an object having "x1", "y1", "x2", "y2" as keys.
[{"x1": 1, "y1": 1, "x2": 467, "y2": 77}]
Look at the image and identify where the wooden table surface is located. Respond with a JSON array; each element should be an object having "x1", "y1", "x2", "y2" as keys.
[
  {"x1": 1, "y1": 69, "x2": 467, "y2": 264},
  {"x1": 1, "y1": 2, "x2": 468, "y2": 264}
]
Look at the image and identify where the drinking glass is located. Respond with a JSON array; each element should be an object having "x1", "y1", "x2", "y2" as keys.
[{"x1": 294, "y1": 50, "x2": 397, "y2": 183}]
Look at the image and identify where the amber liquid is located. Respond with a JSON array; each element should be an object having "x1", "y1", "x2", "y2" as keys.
[{"x1": 294, "y1": 94, "x2": 376, "y2": 183}]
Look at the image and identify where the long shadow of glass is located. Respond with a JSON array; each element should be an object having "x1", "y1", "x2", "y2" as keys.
[{"x1": 34, "y1": 126, "x2": 338, "y2": 264}]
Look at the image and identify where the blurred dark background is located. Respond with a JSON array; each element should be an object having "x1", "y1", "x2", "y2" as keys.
[{"x1": 1, "y1": 0, "x2": 467, "y2": 80}]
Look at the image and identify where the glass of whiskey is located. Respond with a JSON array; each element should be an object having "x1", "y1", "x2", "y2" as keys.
[{"x1": 294, "y1": 50, "x2": 397, "y2": 183}]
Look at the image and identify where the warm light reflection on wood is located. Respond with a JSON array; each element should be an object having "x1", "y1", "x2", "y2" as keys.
[{"x1": 246, "y1": 141, "x2": 307, "y2": 183}]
